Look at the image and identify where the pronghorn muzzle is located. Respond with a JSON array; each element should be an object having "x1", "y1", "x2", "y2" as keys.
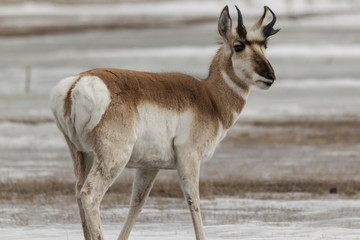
[
  {"x1": 261, "y1": 70, "x2": 276, "y2": 87},
  {"x1": 254, "y1": 54, "x2": 276, "y2": 87}
]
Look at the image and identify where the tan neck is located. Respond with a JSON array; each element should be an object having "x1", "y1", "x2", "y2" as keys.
[{"x1": 203, "y1": 47, "x2": 250, "y2": 129}]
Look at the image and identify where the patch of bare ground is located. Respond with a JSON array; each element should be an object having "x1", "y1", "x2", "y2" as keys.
[
  {"x1": 226, "y1": 117, "x2": 360, "y2": 148},
  {"x1": 0, "y1": 116, "x2": 54, "y2": 125},
  {"x1": 0, "y1": 16, "x2": 217, "y2": 37},
  {"x1": 2, "y1": 176, "x2": 360, "y2": 205}
]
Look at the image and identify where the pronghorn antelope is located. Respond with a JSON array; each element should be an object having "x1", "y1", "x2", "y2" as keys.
[{"x1": 50, "y1": 5, "x2": 279, "y2": 240}]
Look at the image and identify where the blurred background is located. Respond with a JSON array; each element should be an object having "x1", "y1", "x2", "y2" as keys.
[
  {"x1": 1, "y1": 1, "x2": 360, "y2": 236},
  {"x1": 0, "y1": 0, "x2": 359, "y2": 182}
]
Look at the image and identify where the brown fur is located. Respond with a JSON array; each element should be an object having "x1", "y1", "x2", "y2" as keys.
[
  {"x1": 250, "y1": 45, "x2": 275, "y2": 79},
  {"x1": 64, "y1": 76, "x2": 81, "y2": 118},
  {"x1": 206, "y1": 47, "x2": 249, "y2": 127},
  {"x1": 77, "y1": 47, "x2": 248, "y2": 130}
]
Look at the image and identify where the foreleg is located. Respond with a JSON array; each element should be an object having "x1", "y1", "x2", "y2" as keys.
[{"x1": 118, "y1": 168, "x2": 159, "y2": 240}]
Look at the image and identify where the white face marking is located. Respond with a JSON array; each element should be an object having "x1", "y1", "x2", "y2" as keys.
[
  {"x1": 231, "y1": 38, "x2": 273, "y2": 90},
  {"x1": 246, "y1": 30, "x2": 264, "y2": 42},
  {"x1": 231, "y1": 56, "x2": 253, "y2": 86},
  {"x1": 253, "y1": 72, "x2": 273, "y2": 89},
  {"x1": 221, "y1": 70, "x2": 249, "y2": 100}
]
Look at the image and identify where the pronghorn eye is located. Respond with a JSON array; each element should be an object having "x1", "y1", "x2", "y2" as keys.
[{"x1": 234, "y1": 43, "x2": 245, "y2": 52}]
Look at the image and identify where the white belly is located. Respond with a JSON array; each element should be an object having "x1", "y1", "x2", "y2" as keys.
[
  {"x1": 126, "y1": 104, "x2": 192, "y2": 169},
  {"x1": 127, "y1": 126, "x2": 176, "y2": 169},
  {"x1": 125, "y1": 103, "x2": 232, "y2": 169}
]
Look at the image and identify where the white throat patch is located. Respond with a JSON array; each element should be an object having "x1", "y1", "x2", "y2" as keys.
[{"x1": 221, "y1": 71, "x2": 249, "y2": 100}]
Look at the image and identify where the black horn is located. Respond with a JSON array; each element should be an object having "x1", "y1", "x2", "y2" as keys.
[
  {"x1": 235, "y1": 5, "x2": 247, "y2": 38},
  {"x1": 263, "y1": 6, "x2": 280, "y2": 37}
]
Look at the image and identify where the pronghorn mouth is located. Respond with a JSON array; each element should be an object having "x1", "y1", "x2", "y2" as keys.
[
  {"x1": 255, "y1": 80, "x2": 274, "y2": 89},
  {"x1": 262, "y1": 81, "x2": 273, "y2": 87},
  {"x1": 258, "y1": 80, "x2": 273, "y2": 87}
]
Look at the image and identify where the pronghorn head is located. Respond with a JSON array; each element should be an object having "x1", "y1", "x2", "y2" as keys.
[{"x1": 218, "y1": 5, "x2": 280, "y2": 89}]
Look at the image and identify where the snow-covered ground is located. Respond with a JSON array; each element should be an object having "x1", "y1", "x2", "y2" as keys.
[
  {"x1": 2, "y1": 196, "x2": 360, "y2": 239},
  {"x1": 3, "y1": 221, "x2": 360, "y2": 240}
]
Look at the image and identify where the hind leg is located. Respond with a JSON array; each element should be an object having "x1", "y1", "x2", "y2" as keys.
[
  {"x1": 64, "y1": 136, "x2": 93, "y2": 240},
  {"x1": 80, "y1": 116, "x2": 137, "y2": 240},
  {"x1": 118, "y1": 168, "x2": 159, "y2": 240},
  {"x1": 76, "y1": 152, "x2": 94, "y2": 240},
  {"x1": 80, "y1": 144, "x2": 133, "y2": 240}
]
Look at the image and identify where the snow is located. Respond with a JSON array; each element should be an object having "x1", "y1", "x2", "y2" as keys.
[
  {"x1": 268, "y1": 44, "x2": 360, "y2": 58},
  {"x1": 275, "y1": 79, "x2": 360, "y2": 88},
  {"x1": 0, "y1": 1, "x2": 223, "y2": 17},
  {"x1": 1, "y1": 196, "x2": 360, "y2": 239},
  {"x1": 2, "y1": 0, "x2": 360, "y2": 31},
  {"x1": 0, "y1": 0, "x2": 359, "y2": 18},
  {"x1": 284, "y1": 13, "x2": 360, "y2": 29},
  {"x1": 0, "y1": 122, "x2": 65, "y2": 150},
  {"x1": 3, "y1": 223, "x2": 360, "y2": 240},
  {"x1": 12, "y1": 44, "x2": 360, "y2": 62}
]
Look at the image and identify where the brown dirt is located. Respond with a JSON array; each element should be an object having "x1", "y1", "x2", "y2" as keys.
[
  {"x1": 225, "y1": 117, "x2": 360, "y2": 148},
  {"x1": 0, "y1": 16, "x2": 216, "y2": 37},
  {"x1": 2, "y1": 176, "x2": 360, "y2": 204}
]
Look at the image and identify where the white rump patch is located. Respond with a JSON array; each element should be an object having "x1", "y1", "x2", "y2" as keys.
[
  {"x1": 221, "y1": 71, "x2": 249, "y2": 100},
  {"x1": 50, "y1": 75, "x2": 111, "y2": 151},
  {"x1": 70, "y1": 76, "x2": 111, "y2": 149},
  {"x1": 50, "y1": 75, "x2": 79, "y2": 138}
]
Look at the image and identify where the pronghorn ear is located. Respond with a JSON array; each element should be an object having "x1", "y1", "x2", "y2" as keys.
[
  {"x1": 218, "y1": 6, "x2": 232, "y2": 41},
  {"x1": 251, "y1": 6, "x2": 280, "y2": 38}
]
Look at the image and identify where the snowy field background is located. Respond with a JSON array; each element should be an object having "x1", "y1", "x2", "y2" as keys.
[
  {"x1": 1, "y1": 0, "x2": 360, "y2": 239},
  {"x1": 2, "y1": 195, "x2": 360, "y2": 239}
]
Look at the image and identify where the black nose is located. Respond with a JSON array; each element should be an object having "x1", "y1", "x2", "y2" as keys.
[{"x1": 265, "y1": 72, "x2": 276, "y2": 81}]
